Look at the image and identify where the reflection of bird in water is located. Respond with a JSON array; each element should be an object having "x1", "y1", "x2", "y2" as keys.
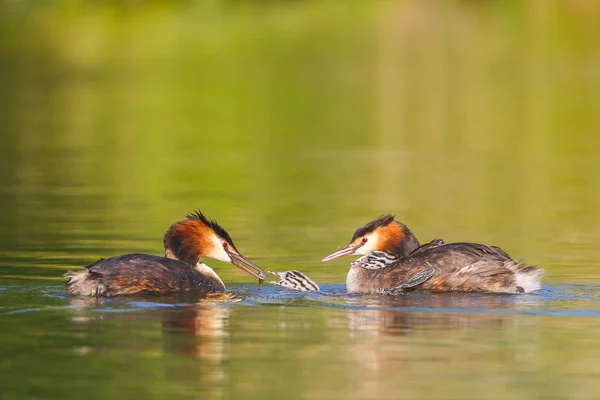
[
  {"x1": 67, "y1": 293, "x2": 232, "y2": 397},
  {"x1": 161, "y1": 303, "x2": 230, "y2": 360},
  {"x1": 160, "y1": 303, "x2": 232, "y2": 398},
  {"x1": 344, "y1": 293, "x2": 518, "y2": 338},
  {"x1": 338, "y1": 295, "x2": 541, "y2": 400},
  {"x1": 64, "y1": 211, "x2": 267, "y2": 297},
  {"x1": 322, "y1": 214, "x2": 543, "y2": 294},
  {"x1": 67, "y1": 292, "x2": 232, "y2": 358}
]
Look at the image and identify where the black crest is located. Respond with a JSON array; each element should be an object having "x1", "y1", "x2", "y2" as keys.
[
  {"x1": 186, "y1": 210, "x2": 236, "y2": 248},
  {"x1": 351, "y1": 214, "x2": 395, "y2": 241}
]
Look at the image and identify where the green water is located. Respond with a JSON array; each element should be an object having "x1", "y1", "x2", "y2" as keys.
[{"x1": 1, "y1": 1, "x2": 600, "y2": 399}]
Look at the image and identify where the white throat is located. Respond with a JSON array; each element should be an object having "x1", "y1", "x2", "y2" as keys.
[
  {"x1": 346, "y1": 265, "x2": 364, "y2": 293},
  {"x1": 195, "y1": 262, "x2": 226, "y2": 289}
]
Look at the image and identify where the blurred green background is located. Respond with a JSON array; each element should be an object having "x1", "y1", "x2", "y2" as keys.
[
  {"x1": 1, "y1": 1, "x2": 600, "y2": 399},
  {"x1": 1, "y1": 0, "x2": 600, "y2": 284}
]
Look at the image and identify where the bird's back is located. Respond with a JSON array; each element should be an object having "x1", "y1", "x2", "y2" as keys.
[
  {"x1": 65, "y1": 254, "x2": 226, "y2": 297},
  {"x1": 352, "y1": 242, "x2": 541, "y2": 294},
  {"x1": 401, "y1": 242, "x2": 539, "y2": 293},
  {"x1": 408, "y1": 242, "x2": 511, "y2": 267}
]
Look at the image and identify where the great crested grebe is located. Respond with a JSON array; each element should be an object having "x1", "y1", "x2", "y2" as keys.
[
  {"x1": 322, "y1": 214, "x2": 544, "y2": 294},
  {"x1": 65, "y1": 211, "x2": 267, "y2": 297}
]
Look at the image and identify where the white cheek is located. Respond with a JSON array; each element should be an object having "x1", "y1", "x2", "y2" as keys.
[
  {"x1": 209, "y1": 235, "x2": 232, "y2": 263},
  {"x1": 355, "y1": 234, "x2": 378, "y2": 255}
]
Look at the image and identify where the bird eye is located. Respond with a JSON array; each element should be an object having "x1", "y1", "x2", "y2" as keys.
[
  {"x1": 222, "y1": 242, "x2": 228, "y2": 249},
  {"x1": 362, "y1": 237, "x2": 368, "y2": 243}
]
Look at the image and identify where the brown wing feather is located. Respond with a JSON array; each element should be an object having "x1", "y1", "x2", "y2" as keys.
[
  {"x1": 66, "y1": 254, "x2": 225, "y2": 297},
  {"x1": 393, "y1": 243, "x2": 520, "y2": 293},
  {"x1": 421, "y1": 260, "x2": 517, "y2": 293}
]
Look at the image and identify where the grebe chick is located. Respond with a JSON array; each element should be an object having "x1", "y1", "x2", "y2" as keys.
[
  {"x1": 322, "y1": 214, "x2": 543, "y2": 294},
  {"x1": 65, "y1": 211, "x2": 267, "y2": 297}
]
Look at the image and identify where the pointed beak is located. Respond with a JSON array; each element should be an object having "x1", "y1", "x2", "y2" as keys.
[
  {"x1": 321, "y1": 244, "x2": 360, "y2": 262},
  {"x1": 226, "y1": 249, "x2": 267, "y2": 280}
]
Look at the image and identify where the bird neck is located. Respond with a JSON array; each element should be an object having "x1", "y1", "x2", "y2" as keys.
[
  {"x1": 376, "y1": 222, "x2": 420, "y2": 258},
  {"x1": 388, "y1": 225, "x2": 420, "y2": 257},
  {"x1": 195, "y1": 262, "x2": 226, "y2": 290},
  {"x1": 165, "y1": 247, "x2": 200, "y2": 266}
]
